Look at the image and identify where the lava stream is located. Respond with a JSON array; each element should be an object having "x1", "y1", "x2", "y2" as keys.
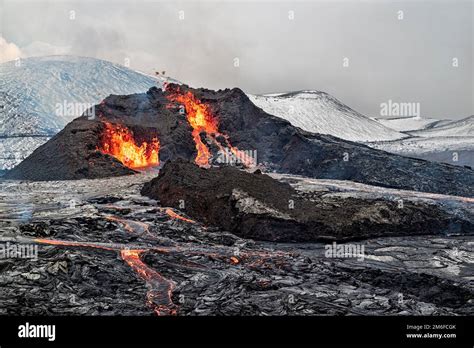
[
  {"x1": 28, "y1": 233, "x2": 294, "y2": 315},
  {"x1": 33, "y1": 238, "x2": 177, "y2": 315},
  {"x1": 164, "y1": 208, "x2": 196, "y2": 223},
  {"x1": 32, "y1": 237, "x2": 291, "y2": 263},
  {"x1": 33, "y1": 238, "x2": 118, "y2": 251},
  {"x1": 120, "y1": 249, "x2": 177, "y2": 316},
  {"x1": 165, "y1": 86, "x2": 253, "y2": 167}
]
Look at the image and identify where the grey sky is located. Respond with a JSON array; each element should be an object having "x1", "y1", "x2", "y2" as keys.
[{"x1": 1, "y1": 0, "x2": 473, "y2": 120}]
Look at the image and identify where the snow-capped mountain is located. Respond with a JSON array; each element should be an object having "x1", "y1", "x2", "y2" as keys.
[
  {"x1": 373, "y1": 116, "x2": 450, "y2": 133},
  {"x1": 0, "y1": 55, "x2": 176, "y2": 169},
  {"x1": 249, "y1": 91, "x2": 406, "y2": 142}
]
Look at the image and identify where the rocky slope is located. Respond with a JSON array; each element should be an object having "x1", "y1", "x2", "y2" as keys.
[
  {"x1": 141, "y1": 160, "x2": 473, "y2": 242},
  {"x1": 3, "y1": 119, "x2": 137, "y2": 181}
]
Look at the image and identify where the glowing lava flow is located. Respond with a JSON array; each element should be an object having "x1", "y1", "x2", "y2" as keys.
[
  {"x1": 164, "y1": 208, "x2": 196, "y2": 224},
  {"x1": 99, "y1": 122, "x2": 159, "y2": 169},
  {"x1": 166, "y1": 89, "x2": 217, "y2": 166},
  {"x1": 120, "y1": 249, "x2": 177, "y2": 316},
  {"x1": 33, "y1": 238, "x2": 177, "y2": 316},
  {"x1": 33, "y1": 238, "x2": 117, "y2": 251},
  {"x1": 166, "y1": 87, "x2": 254, "y2": 167},
  {"x1": 27, "y1": 221, "x2": 295, "y2": 316}
]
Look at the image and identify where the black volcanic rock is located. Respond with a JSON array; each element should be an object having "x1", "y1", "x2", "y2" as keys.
[
  {"x1": 141, "y1": 160, "x2": 473, "y2": 242},
  {"x1": 6, "y1": 83, "x2": 474, "y2": 197}
]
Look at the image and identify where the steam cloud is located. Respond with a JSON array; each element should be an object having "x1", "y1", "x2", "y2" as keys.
[{"x1": 0, "y1": 37, "x2": 22, "y2": 63}]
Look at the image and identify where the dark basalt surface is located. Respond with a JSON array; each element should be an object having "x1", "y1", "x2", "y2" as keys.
[
  {"x1": 0, "y1": 172, "x2": 472, "y2": 316},
  {"x1": 141, "y1": 160, "x2": 473, "y2": 242},
  {"x1": 6, "y1": 84, "x2": 474, "y2": 198},
  {"x1": 0, "y1": 246, "x2": 154, "y2": 315}
]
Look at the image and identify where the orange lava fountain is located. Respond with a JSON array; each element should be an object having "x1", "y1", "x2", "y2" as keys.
[
  {"x1": 166, "y1": 87, "x2": 254, "y2": 167},
  {"x1": 99, "y1": 122, "x2": 160, "y2": 169}
]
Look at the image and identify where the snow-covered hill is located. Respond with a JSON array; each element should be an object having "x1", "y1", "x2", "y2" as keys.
[
  {"x1": 0, "y1": 55, "x2": 176, "y2": 169},
  {"x1": 374, "y1": 116, "x2": 450, "y2": 133},
  {"x1": 0, "y1": 55, "x2": 175, "y2": 136},
  {"x1": 370, "y1": 116, "x2": 474, "y2": 168},
  {"x1": 370, "y1": 136, "x2": 474, "y2": 167},
  {"x1": 249, "y1": 91, "x2": 406, "y2": 142},
  {"x1": 408, "y1": 115, "x2": 474, "y2": 137}
]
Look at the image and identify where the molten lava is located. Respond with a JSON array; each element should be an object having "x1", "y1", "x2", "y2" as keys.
[
  {"x1": 26, "y1": 233, "x2": 293, "y2": 315},
  {"x1": 99, "y1": 122, "x2": 159, "y2": 169},
  {"x1": 166, "y1": 87, "x2": 253, "y2": 167},
  {"x1": 121, "y1": 249, "x2": 177, "y2": 316},
  {"x1": 166, "y1": 90, "x2": 217, "y2": 166},
  {"x1": 33, "y1": 238, "x2": 177, "y2": 316},
  {"x1": 165, "y1": 208, "x2": 196, "y2": 224},
  {"x1": 33, "y1": 238, "x2": 117, "y2": 251}
]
